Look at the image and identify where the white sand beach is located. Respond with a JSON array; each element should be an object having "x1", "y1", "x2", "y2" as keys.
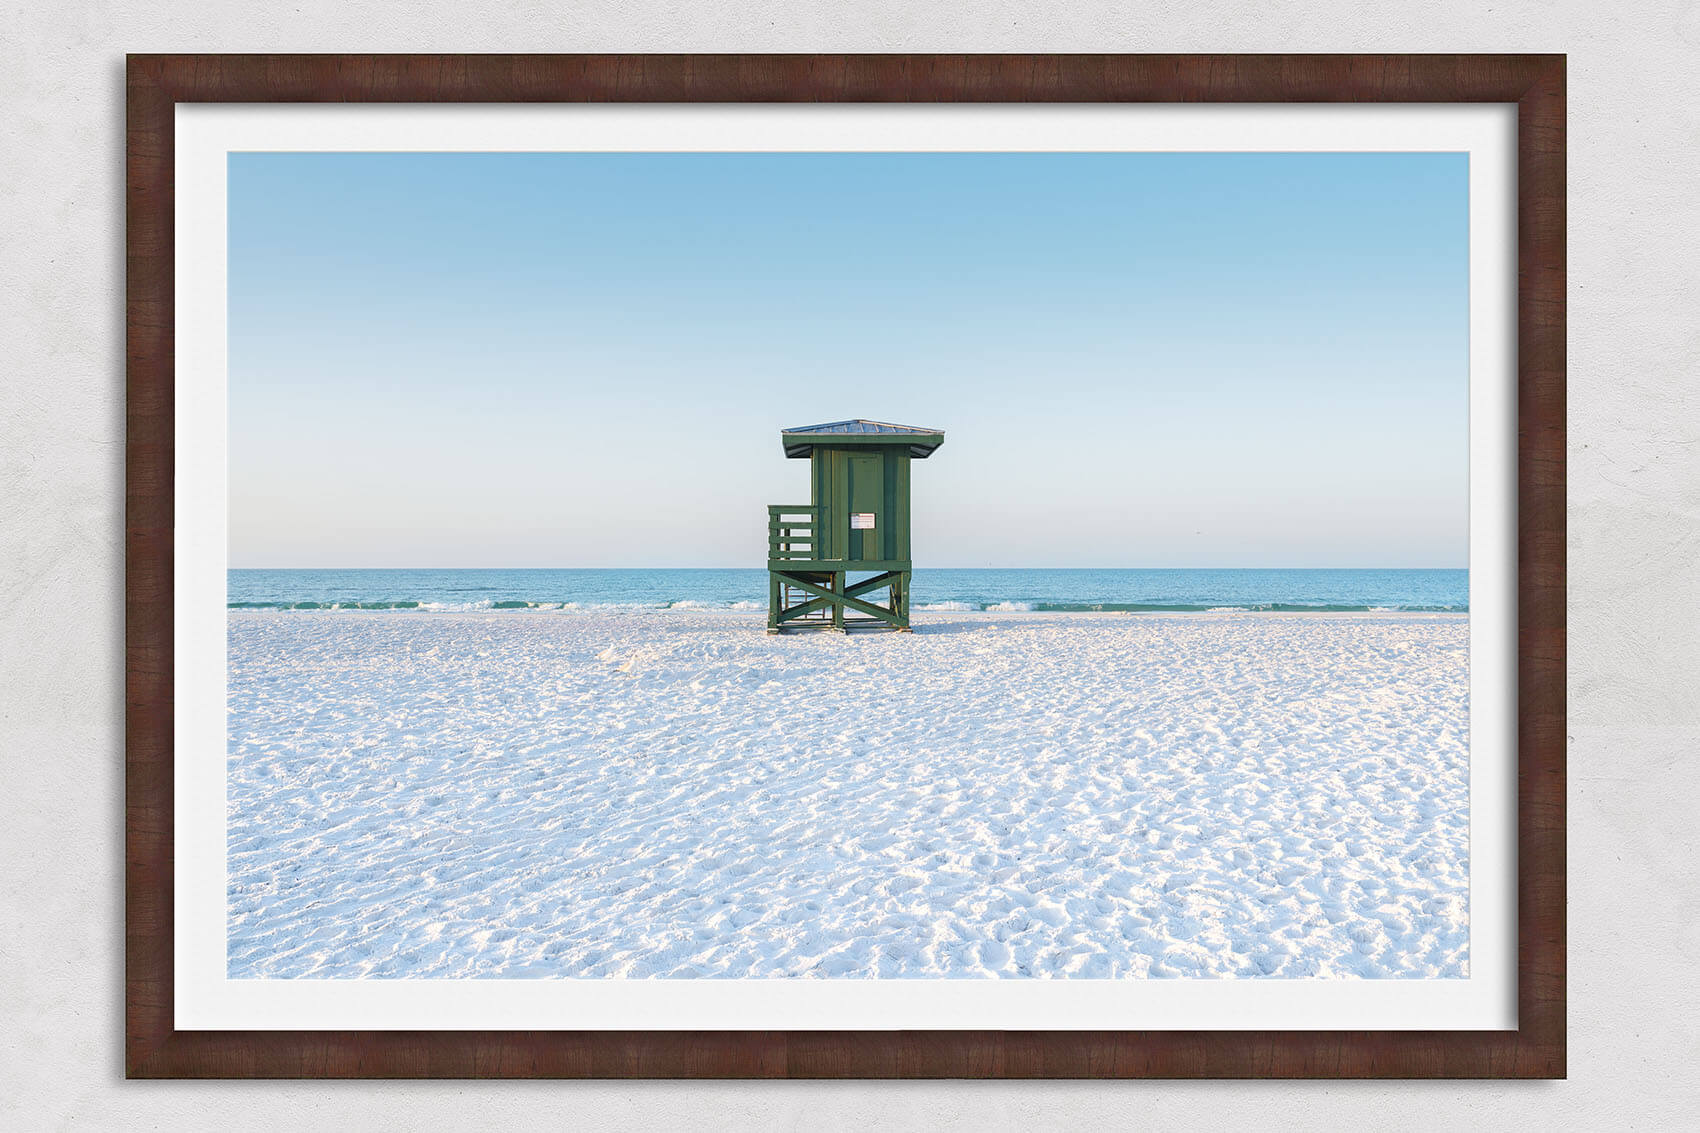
[{"x1": 226, "y1": 611, "x2": 1470, "y2": 980}]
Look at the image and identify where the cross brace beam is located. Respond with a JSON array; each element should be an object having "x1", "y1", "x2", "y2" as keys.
[{"x1": 770, "y1": 569, "x2": 908, "y2": 630}]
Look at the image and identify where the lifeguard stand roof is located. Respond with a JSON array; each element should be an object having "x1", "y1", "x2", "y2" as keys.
[{"x1": 781, "y1": 419, "x2": 945, "y2": 459}]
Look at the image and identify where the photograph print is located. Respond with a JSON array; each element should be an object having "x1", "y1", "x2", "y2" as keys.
[{"x1": 225, "y1": 149, "x2": 1471, "y2": 983}]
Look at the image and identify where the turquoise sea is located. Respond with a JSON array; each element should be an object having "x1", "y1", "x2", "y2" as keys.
[{"x1": 228, "y1": 568, "x2": 1468, "y2": 613}]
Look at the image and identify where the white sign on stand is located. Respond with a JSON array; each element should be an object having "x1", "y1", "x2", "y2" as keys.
[{"x1": 851, "y1": 513, "x2": 876, "y2": 529}]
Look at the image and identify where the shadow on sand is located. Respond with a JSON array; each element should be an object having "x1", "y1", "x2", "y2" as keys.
[{"x1": 819, "y1": 618, "x2": 1034, "y2": 636}]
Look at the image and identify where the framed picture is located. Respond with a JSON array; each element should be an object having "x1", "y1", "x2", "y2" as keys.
[{"x1": 127, "y1": 54, "x2": 1565, "y2": 1077}]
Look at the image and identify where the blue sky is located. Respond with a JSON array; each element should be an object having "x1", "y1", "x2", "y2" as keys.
[{"x1": 228, "y1": 151, "x2": 1468, "y2": 568}]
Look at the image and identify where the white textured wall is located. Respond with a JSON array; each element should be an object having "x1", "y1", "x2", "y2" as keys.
[{"x1": 2, "y1": 3, "x2": 1695, "y2": 1127}]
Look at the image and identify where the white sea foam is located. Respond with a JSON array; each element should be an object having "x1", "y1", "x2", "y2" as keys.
[
  {"x1": 667, "y1": 599, "x2": 764, "y2": 611},
  {"x1": 226, "y1": 610, "x2": 1471, "y2": 980},
  {"x1": 916, "y1": 601, "x2": 977, "y2": 611},
  {"x1": 984, "y1": 600, "x2": 1034, "y2": 612}
]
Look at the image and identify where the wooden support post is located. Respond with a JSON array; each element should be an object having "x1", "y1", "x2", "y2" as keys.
[
  {"x1": 831, "y1": 571, "x2": 846, "y2": 633},
  {"x1": 767, "y1": 572, "x2": 781, "y2": 633}
]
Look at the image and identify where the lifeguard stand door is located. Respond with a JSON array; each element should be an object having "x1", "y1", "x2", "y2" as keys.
[{"x1": 847, "y1": 453, "x2": 883, "y2": 561}]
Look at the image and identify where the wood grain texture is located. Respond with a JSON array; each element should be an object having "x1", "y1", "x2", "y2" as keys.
[{"x1": 126, "y1": 53, "x2": 1565, "y2": 1079}]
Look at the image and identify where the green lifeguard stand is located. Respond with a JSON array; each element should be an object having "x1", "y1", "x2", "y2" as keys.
[{"x1": 767, "y1": 419, "x2": 945, "y2": 633}]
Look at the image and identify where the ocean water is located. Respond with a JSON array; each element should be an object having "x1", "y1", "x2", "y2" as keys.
[{"x1": 228, "y1": 568, "x2": 1468, "y2": 613}]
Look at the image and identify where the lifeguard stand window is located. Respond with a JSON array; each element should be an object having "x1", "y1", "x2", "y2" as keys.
[{"x1": 766, "y1": 420, "x2": 944, "y2": 633}]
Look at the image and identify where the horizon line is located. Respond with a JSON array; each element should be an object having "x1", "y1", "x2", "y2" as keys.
[{"x1": 227, "y1": 564, "x2": 1471, "y2": 572}]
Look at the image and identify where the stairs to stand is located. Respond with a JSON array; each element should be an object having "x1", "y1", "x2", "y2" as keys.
[{"x1": 780, "y1": 578, "x2": 833, "y2": 625}]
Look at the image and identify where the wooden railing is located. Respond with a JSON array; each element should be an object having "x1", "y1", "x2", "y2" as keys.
[{"x1": 768, "y1": 504, "x2": 818, "y2": 562}]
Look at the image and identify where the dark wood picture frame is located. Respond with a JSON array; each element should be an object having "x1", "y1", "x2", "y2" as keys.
[{"x1": 126, "y1": 53, "x2": 1565, "y2": 1078}]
